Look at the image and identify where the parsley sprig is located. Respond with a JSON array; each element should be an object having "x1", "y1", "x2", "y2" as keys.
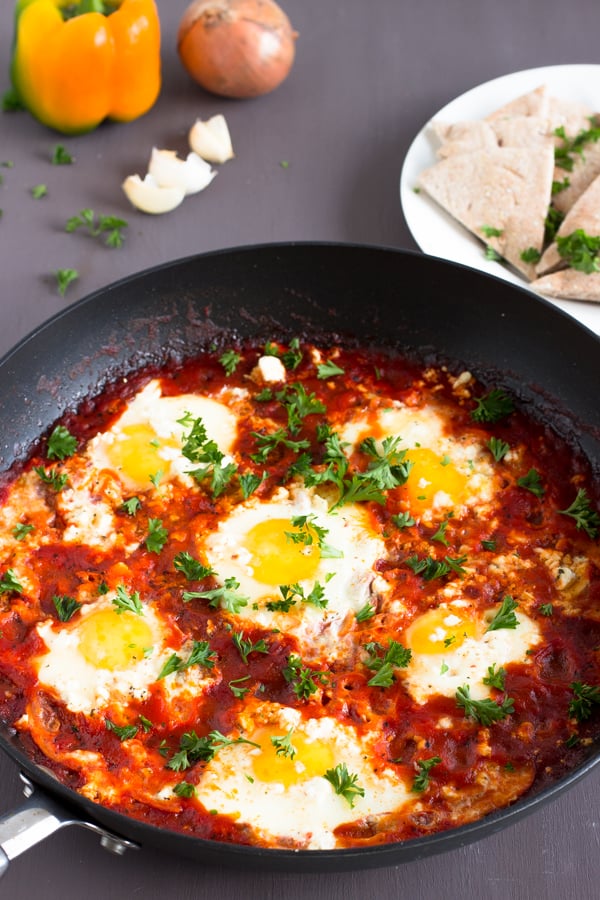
[
  {"x1": 0, "y1": 569, "x2": 23, "y2": 594},
  {"x1": 232, "y1": 631, "x2": 269, "y2": 665},
  {"x1": 270, "y1": 727, "x2": 297, "y2": 759},
  {"x1": 455, "y1": 684, "x2": 514, "y2": 725},
  {"x1": 558, "y1": 488, "x2": 600, "y2": 539},
  {"x1": 53, "y1": 594, "x2": 82, "y2": 622},
  {"x1": 556, "y1": 229, "x2": 600, "y2": 274},
  {"x1": 405, "y1": 553, "x2": 467, "y2": 581},
  {"x1": 167, "y1": 730, "x2": 260, "y2": 772},
  {"x1": 112, "y1": 585, "x2": 144, "y2": 616},
  {"x1": 323, "y1": 763, "x2": 365, "y2": 808},
  {"x1": 471, "y1": 389, "x2": 515, "y2": 424},
  {"x1": 66, "y1": 208, "x2": 128, "y2": 248},
  {"x1": 282, "y1": 653, "x2": 328, "y2": 700},
  {"x1": 412, "y1": 756, "x2": 442, "y2": 792},
  {"x1": 158, "y1": 640, "x2": 217, "y2": 680},
  {"x1": 179, "y1": 413, "x2": 237, "y2": 497},
  {"x1": 363, "y1": 640, "x2": 412, "y2": 687},
  {"x1": 569, "y1": 681, "x2": 600, "y2": 722},
  {"x1": 47, "y1": 425, "x2": 77, "y2": 460},
  {"x1": 486, "y1": 596, "x2": 518, "y2": 632},
  {"x1": 174, "y1": 551, "x2": 214, "y2": 581},
  {"x1": 183, "y1": 576, "x2": 249, "y2": 613}
]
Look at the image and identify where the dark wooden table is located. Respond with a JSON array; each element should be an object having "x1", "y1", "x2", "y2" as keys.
[{"x1": 1, "y1": 2, "x2": 599, "y2": 897}]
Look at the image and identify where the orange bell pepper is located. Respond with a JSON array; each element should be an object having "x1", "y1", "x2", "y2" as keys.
[{"x1": 11, "y1": 0, "x2": 161, "y2": 135}]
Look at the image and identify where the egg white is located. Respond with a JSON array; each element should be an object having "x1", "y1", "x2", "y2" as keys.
[
  {"x1": 338, "y1": 403, "x2": 498, "y2": 517},
  {"x1": 88, "y1": 380, "x2": 238, "y2": 492},
  {"x1": 201, "y1": 485, "x2": 389, "y2": 656},
  {"x1": 403, "y1": 602, "x2": 542, "y2": 705},
  {"x1": 34, "y1": 594, "x2": 213, "y2": 715},
  {"x1": 192, "y1": 702, "x2": 409, "y2": 850}
]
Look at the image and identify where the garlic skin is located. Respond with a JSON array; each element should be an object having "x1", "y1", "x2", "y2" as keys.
[
  {"x1": 148, "y1": 148, "x2": 216, "y2": 195},
  {"x1": 189, "y1": 115, "x2": 235, "y2": 164},
  {"x1": 122, "y1": 173, "x2": 186, "y2": 215}
]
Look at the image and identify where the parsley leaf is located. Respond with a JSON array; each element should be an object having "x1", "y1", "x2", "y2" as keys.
[
  {"x1": 52, "y1": 144, "x2": 74, "y2": 165},
  {"x1": 391, "y1": 511, "x2": 416, "y2": 529},
  {"x1": 558, "y1": 488, "x2": 600, "y2": 539},
  {"x1": 219, "y1": 349, "x2": 241, "y2": 375},
  {"x1": 323, "y1": 763, "x2": 365, "y2": 807},
  {"x1": 34, "y1": 466, "x2": 68, "y2": 491},
  {"x1": 404, "y1": 553, "x2": 467, "y2": 581},
  {"x1": 238, "y1": 471, "x2": 267, "y2": 499},
  {"x1": 359, "y1": 435, "x2": 413, "y2": 490},
  {"x1": 167, "y1": 730, "x2": 260, "y2": 771},
  {"x1": 183, "y1": 576, "x2": 249, "y2": 613},
  {"x1": 355, "y1": 602, "x2": 376, "y2": 623},
  {"x1": 173, "y1": 781, "x2": 196, "y2": 798},
  {"x1": 471, "y1": 389, "x2": 515, "y2": 423},
  {"x1": 364, "y1": 640, "x2": 412, "y2": 687},
  {"x1": 232, "y1": 631, "x2": 269, "y2": 665},
  {"x1": 412, "y1": 756, "x2": 442, "y2": 792},
  {"x1": 282, "y1": 653, "x2": 328, "y2": 700},
  {"x1": 539, "y1": 603, "x2": 553, "y2": 617},
  {"x1": 568, "y1": 681, "x2": 600, "y2": 722},
  {"x1": 112, "y1": 585, "x2": 143, "y2": 616},
  {"x1": 105, "y1": 719, "x2": 138, "y2": 741},
  {"x1": 487, "y1": 436, "x2": 510, "y2": 462},
  {"x1": 145, "y1": 518, "x2": 168, "y2": 553},
  {"x1": 158, "y1": 640, "x2": 217, "y2": 680},
  {"x1": 0, "y1": 569, "x2": 24, "y2": 594},
  {"x1": 482, "y1": 663, "x2": 506, "y2": 691},
  {"x1": 455, "y1": 684, "x2": 514, "y2": 725},
  {"x1": 554, "y1": 123, "x2": 600, "y2": 172},
  {"x1": 520, "y1": 247, "x2": 541, "y2": 264},
  {"x1": 516, "y1": 468, "x2": 545, "y2": 498},
  {"x1": 276, "y1": 383, "x2": 326, "y2": 434},
  {"x1": 229, "y1": 675, "x2": 251, "y2": 698},
  {"x1": 174, "y1": 551, "x2": 214, "y2": 581},
  {"x1": 317, "y1": 360, "x2": 345, "y2": 379},
  {"x1": 180, "y1": 413, "x2": 237, "y2": 497},
  {"x1": 486, "y1": 595, "x2": 518, "y2": 632},
  {"x1": 250, "y1": 428, "x2": 310, "y2": 463},
  {"x1": 55, "y1": 268, "x2": 79, "y2": 297},
  {"x1": 66, "y1": 208, "x2": 128, "y2": 248},
  {"x1": 46, "y1": 425, "x2": 77, "y2": 460},
  {"x1": 12, "y1": 523, "x2": 34, "y2": 541},
  {"x1": 52, "y1": 594, "x2": 82, "y2": 622},
  {"x1": 481, "y1": 225, "x2": 503, "y2": 238},
  {"x1": 270, "y1": 727, "x2": 297, "y2": 759},
  {"x1": 121, "y1": 496, "x2": 141, "y2": 515}
]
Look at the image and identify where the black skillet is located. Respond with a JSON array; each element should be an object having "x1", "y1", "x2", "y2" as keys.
[{"x1": 0, "y1": 243, "x2": 599, "y2": 874}]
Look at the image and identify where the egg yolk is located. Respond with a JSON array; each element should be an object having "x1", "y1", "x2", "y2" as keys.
[
  {"x1": 251, "y1": 726, "x2": 335, "y2": 787},
  {"x1": 401, "y1": 447, "x2": 467, "y2": 513},
  {"x1": 77, "y1": 608, "x2": 154, "y2": 670},
  {"x1": 105, "y1": 423, "x2": 175, "y2": 488},
  {"x1": 406, "y1": 607, "x2": 478, "y2": 654},
  {"x1": 244, "y1": 518, "x2": 320, "y2": 585}
]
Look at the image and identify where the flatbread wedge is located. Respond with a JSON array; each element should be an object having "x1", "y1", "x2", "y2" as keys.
[
  {"x1": 418, "y1": 145, "x2": 554, "y2": 280},
  {"x1": 537, "y1": 173, "x2": 600, "y2": 275},
  {"x1": 531, "y1": 268, "x2": 600, "y2": 302}
]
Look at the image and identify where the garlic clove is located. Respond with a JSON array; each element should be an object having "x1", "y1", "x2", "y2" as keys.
[
  {"x1": 122, "y1": 173, "x2": 186, "y2": 214},
  {"x1": 189, "y1": 115, "x2": 235, "y2": 164},
  {"x1": 148, "y1": 148, "x2": 216, "y2": 195}
]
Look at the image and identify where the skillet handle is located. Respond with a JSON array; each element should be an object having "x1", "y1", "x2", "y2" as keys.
[{"x1": 0, "y1": 773, "x2": 138, "y2": 878}]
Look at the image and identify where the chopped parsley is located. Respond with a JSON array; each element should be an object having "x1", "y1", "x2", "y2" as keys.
[
  {"x1": 179, "y1": 413, "x2": 238, "y2": 497},
  {"x1": 219, "y1": 349, "x2": 241, "y2": 375},
  {"x1": 158, "y1": 640, "x2": 217, "y2": 680},
  {"x1": 173, "y1": 781, "x2": 196, "y2": 799},
  {"x1": 232, "y1": 631, "x2": 269, "y2": 665},
  {"x1": 145, "y1": 518, "x2": 168, "y2": 553},
  {"x1": 481, "y1": 225, "x2": 503, "y2": 238},
  {"x1": 317, "y1": 360, "x2": 345, "y2": 379},
  {"x1": 12, "y1": 523, "x2": 34, "y2": 541},
  {"x1": 471, "y1": 389, "x2": 515, "y2": 424},
  {"x1": 238, "y1": 471, "x2": 267, "y2": 499},
  {"x1": 51, "y1": 144, "x2": 74, "y2": 165},
  {"x1": 568, "y1": 681, "x2": 600, "y2": 722},
  {"x1": 405, "y1": 553, "x2": 467, "y2": 581},
  {"x1": 482, "y1": 663, "x2": 506, "y2": 691},
  {"x1": 355, "y1": 602, "x2": 376, "y2": 623},
  {"x1": 183, "y1": 576, "x2": 249, "y2": 613},
  {"x1": 121, "y1": 496, "x2": 141, "y2": 516},
  {"x1": 516, "y1": 468, "x2": 545, "y2": 498},
  {"x1": 0, "y1": 569, "x2": 23, "y2": 594},
  {"x1": 66, "y1": 208, "x2": 128, "y2": 248},
  {"x1": 52, "y1": 594, "x2": 82, "y2": 622},
  {"x1": 487, "y1": 436, "x2": 510, "y2": 462},
  {"x1": 282, "y1": 653, "x2": 328, "y2": 700},
  {"x1": 174, "y1": 551, "x2": 214, "y2": 581},
  {"x1": 455, "y1": 684, "x2": 514, "y2": 725},
  {"x1": 520, "y1": 247, "x2": 541, "y2": 264},
  {"x1": 105, "y1": 719, "x2": 138, "y2": 741},
  {"x1": 167, "y1": 730, "x2": 260, "y2": 772},
  {"x1": 270, "y1": 727, "x2": 297, "y2": 759},
  {"x1": 228, "y1": 675, "x2": 251, "y2": 698},
  {"x1": 47, "y1": 425, "x2": 77, "y2": 460},
  {"x1": 412, "y1": 756, "x2": 442, "y2": 792},
  {"x1": 112, "y1": 585, "x2": 143, "y2": 616},
  {"x1": 539, "y1": 603, "x2": 553, "y2": 617},
  {"x1": 554, "y1": 123, "x2": 600, "y2": 172},
  {"x1": 558, "y1": 488, "x2": 600, "y2": 539},
  {"x1": 323, "y1": 763, "x2": 365, "y2": 807},
  {"x1": 363, "y1": 640, "x2": 412, "y2": 688},
  {"x1": 34, "y1": 466, "x2": 68, "y2": 492},
  {"x1": 486, "y1": 595, "x2": 518, "y2": 632}
]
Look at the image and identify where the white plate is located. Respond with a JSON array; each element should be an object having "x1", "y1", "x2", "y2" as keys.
[{"x1": 400, "y1": 64, "x2": 600, "y2": 337}]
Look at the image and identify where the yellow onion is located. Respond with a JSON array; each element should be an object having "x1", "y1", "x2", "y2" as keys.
[{"x1": 177, "y1": 0, "x2": 298, "y2": 99}]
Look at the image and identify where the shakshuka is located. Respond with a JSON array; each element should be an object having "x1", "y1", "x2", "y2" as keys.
[{"x1": 0, "y1": 339, "x2": 598, "y2": 850}]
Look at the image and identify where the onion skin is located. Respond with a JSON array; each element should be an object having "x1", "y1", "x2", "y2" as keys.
[{"x1": 177, "y1": 0, "x2": 297, "y2": 99}]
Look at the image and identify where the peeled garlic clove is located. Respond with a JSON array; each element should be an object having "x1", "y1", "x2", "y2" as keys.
[
  {"x1": 148, "y1": 148, "x2": 216, "y2": 195},
  {"x1": 189, "y1": 115, "x2": 235, "y2": 164},
  {"x1": 122, "y1": 173, "x2": 186, "y2": 215}
]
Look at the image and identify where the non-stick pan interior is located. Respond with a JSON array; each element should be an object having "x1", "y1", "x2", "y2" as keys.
[{"x1": 0, "y1": 242, "x2": 599, "y2": 871}]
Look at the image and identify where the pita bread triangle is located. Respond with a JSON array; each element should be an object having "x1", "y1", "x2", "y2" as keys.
[{"x1": 418, "y1": 145, "x2": 554, "y2": 280}]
